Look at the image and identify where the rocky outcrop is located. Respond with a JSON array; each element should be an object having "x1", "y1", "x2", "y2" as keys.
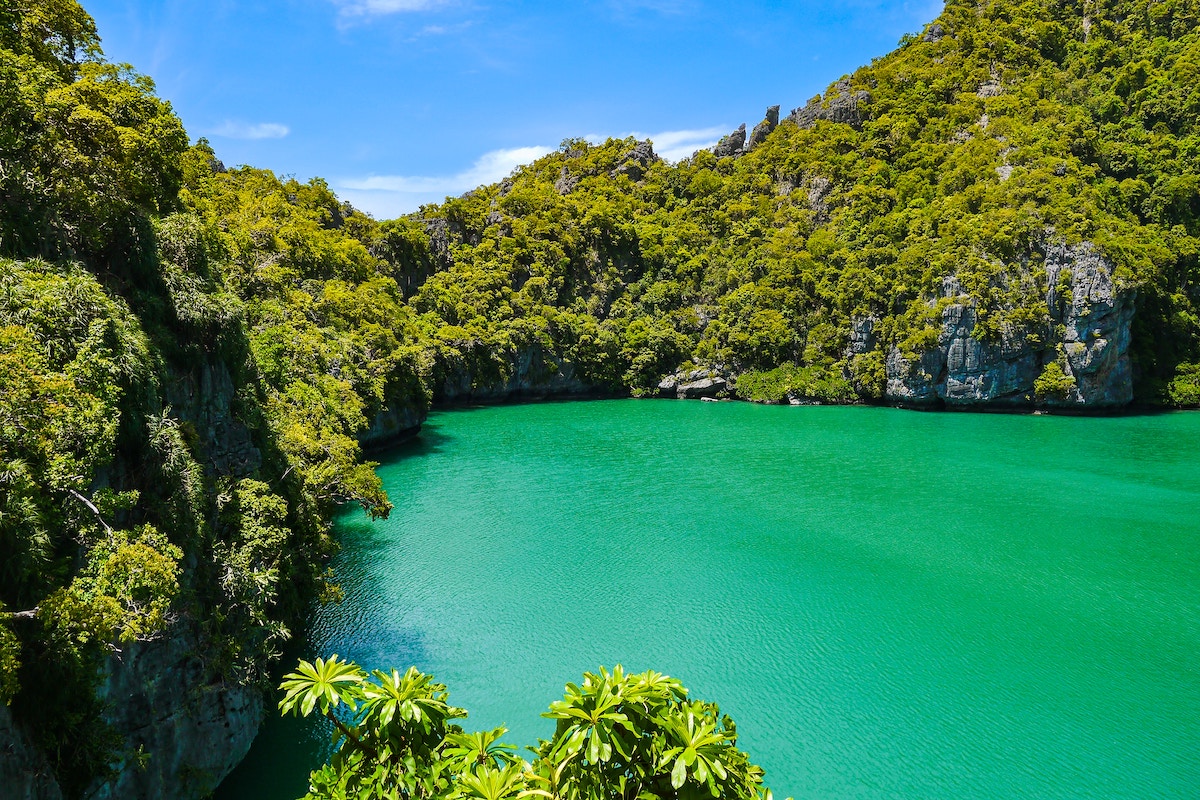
[
  {"x1": 84, "y1": 630, "x2": 262, "y2": 800},
  {"x1": 922, "y1": 22, "x2": 946, "y2": 43},
  {"x1": 657, "y1": 367, "x2": 730, "y2": 399},
  {"x1": 788, "y1": 78, "x2": 872, "y2": 130},
  {"x1": 745, "y1": 105, "x2": 781, "y2": 151},
  {"x1": 1045, "y1": 240, "x2": 1135, "y2": 406},
  {"x1": 885, "y1": 241, "x2": 1134, "y2": 408},
  {"x1": 805, "y1": 176, "x2": 834, "y2": 224},
  {"x1": 554, "y1": 166, "x2": 579, "y2": 195},
  {"x1": 437, "y1": 346, "x2": 599, "y2": 404},
  {"x1": 847, "y1": 316, "x2": 879, "y2": 357},
  {"x1": 164, "y1": 361, "x2": 261, "y2": 477},
  {"x1": 361, "y1": 401, "x2": 424, "y2": 451},
  {"x1": 712, "y1": 124, "x2": 747, "y2": 158},
  {"x1": 709, "y1": 106, "x2": 781, "y2": 159},
  {"x1": 612, "y1": 140, "x2": 658, "y2": 180},
  {"x1": 0, "y1": 705, "x2": 62, "y2": 800}
]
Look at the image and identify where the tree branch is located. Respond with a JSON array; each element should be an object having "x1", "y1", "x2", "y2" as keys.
[
  {"x1": 4, "y1": 608, "x2": 38, "y2": 621},
  {"x1": 67, "y1": 488, "x2": 113, "y2": 533},
  {"x1": 325, "y1": 710, "x2": 379, "y2": 761}
]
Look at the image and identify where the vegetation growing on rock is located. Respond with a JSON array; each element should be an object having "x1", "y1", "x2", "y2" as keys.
[{"x1": 0, "y1": 0, "x2": 1198, "y2": 796}]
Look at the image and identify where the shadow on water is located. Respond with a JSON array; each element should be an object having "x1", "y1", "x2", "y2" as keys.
[
  {"x1": 215, "y1": 422, "x2": 445, "y2": 800},
  {"x1": 213, "y1": 586, "x2": 434, "y2": 800},
  {"x1": 211, "y1": 625, "x2": 331, "y2": 800},
  {"x1": 372, "y1": 418, "x2": 455, "y2": 466}
]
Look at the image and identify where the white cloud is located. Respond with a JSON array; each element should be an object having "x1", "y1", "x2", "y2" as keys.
[
  {"x1": 337, "y1": 129, "x2": 737, "y2": 218},
  {"x1": 333, "y1": 0, "x2": 445, "y2": 17},
  {"x1": 640, "y1": 126, "x2": 730, "y2": 161},
  {"x1": 209, "y1": 121, "x2": 290, "y2": 140},
  {"x1": 338, "y1": 145, "x2": 553, "y2": 218},
  {"x1": 584, "y1": 126, "x2": 729, "y2": 162}
]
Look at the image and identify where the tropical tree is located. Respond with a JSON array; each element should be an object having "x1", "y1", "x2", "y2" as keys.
[{"x1": 279, "y1": 658, "x2": 781, "y2": 800}]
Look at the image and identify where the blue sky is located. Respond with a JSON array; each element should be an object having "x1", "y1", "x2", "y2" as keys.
[{"x1": 84, "y1": 0, "x2": 944, "y2": 218}]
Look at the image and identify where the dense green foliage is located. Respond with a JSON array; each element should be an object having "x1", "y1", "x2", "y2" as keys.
[
  {"x1": 1, "y1": 0, "x2": 1199, "y2": 794},
  {"x1": 279, "y1": 657, "x2": 779, "y2": 800},
  {"x1": 399, "y1": 0, "x2": 1200, "y2": 402},
  {"x1": 0, "y1": 2, "x2": 429, "y2": 792}
]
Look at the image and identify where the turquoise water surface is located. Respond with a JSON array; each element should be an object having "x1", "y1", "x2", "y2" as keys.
[{"x1": 218, "y1": 401, "x2": 1200, "y2": 799}]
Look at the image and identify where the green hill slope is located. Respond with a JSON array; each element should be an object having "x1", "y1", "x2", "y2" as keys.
[
  {"x1": 0, "y1": 0, "x2": 1197, "y2": 798},
  {"x1": 402, "y1": 0, "x2": 1200, "y2": 408}
]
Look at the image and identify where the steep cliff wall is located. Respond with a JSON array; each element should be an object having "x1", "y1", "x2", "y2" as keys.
[
  {"x1": 77, "y1": 358, "x2": 265, "y2": 800},
  {"x1": 885, "y1": 241, "x2": 1134, "y2": 409},
  {"x1": 85, "y1": 632, "x2": 263, "y2": 800},
  {"x1": 0, "y1": 706, "x2": 62, "y2": 800},
  {"x1": 435, "y1": 346, "x2": 602, "y2": 405}
]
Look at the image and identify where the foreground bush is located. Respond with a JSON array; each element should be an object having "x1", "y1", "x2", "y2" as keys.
[{"x1": 280, "y1": 657, "x2": 782, "y2": 800}]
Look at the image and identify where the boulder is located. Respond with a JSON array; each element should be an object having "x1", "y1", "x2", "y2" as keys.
[
  {"x1": 713, "y1": 124, "x2": 747, "y2": 157},
  {"x1": 745, "y1": 105, "x2": 781, "y2": 151},
  {"x1": 678, "y1": 377, "x2": 727, "y2": 399},
  {"x1": 788, "y1": 78, "x2": 872, "y2": 130}
]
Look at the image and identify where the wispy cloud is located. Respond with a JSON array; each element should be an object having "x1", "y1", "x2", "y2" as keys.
[
  {"x1": 338, "y1": 128, "x2": 734, "y2": 218},
  {"x1": 585, "y1": 126, "x2": 729, "y2": 162},
  {"x1": 607, "y1": 0, "x2": 698, "y2": 16},
  {"x1": 338, "y1": 145, "x2": 553, "y2": 217},
  {"x1": 641, "y1": 126, "x2": 729, "y2": 161},
  {"x1": 332, "y1": 0, "x2": 446, "y2": 18},
  {"x1": 209, "y1": 121, "x2": 290, "y2": 140}
]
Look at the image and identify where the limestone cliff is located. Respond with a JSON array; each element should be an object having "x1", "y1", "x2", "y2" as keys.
[
  {"x1": 436, "y1": 346, "x2": 600, "y2": 404},
  {"x1": 0, "y1": 706, "x2": 62, "y2": 800},
  {"x1": 884, "y1": 240, "x2": 1134, "y2": 409},
  {"x1": 84, "y1": 631, "x2": 262, "y2": 800}
]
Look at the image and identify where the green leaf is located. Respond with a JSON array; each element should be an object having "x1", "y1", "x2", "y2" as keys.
[{"x1": 672, "y1": 755, "x2": 688, "y2": 789}]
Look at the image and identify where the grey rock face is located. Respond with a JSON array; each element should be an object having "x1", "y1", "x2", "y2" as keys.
[
  {"x1": 713, "y1": 124, "x2": 747, "y2": 158},
  {"x1": 847, "y1": 316, "x2": 879, "y2": 356},
  {"x1": 0, "y1": 706, "x2": 62, "y2": 800},
  {"x1": 922, "y1": 22, "x2": 945, "y2": 42},
  {"x1": 658, "y1": 367, "x2": 729, "y2": 399},
  {"x1": 886, "y1": 306, "x2": 1041, "y2": 407},
  {"x1": 788, "y1": 78, "x2": 871, "y2": 130},
  {"x1": 423, "y1": 216, "x2": 483, "y2": 272},
  {"x1": 806, "y1": 176, "x2": 834, "y2": 224},
  {"x1": 745, "y1": 105, "x2": 781, "y2": 151},
  {"x1": 164, "y1": 361, "x2": 260, "y2": 477},
  {"x1": 884, "y1": 240, "x2": 1134, "y2": 408},
  {"x1": 84, "y1": 630, "x2": 263, "y2": 800},
  {"x1": 437, "y1": 346, "x2": 597, "y2": 404},
  {"x1": 554, "y1": 165, "x2": 578, "y2": 195},
  {"x1": 613, "y1": 140, "x2": 658, "y2": 180},
  {"x1": 678, "y1": 377, "x2": 727, "y2": 399},
  {"x1": 1045, "y1": 240, "x2": 1135, "y2": 407},
  {"x1": 361, "y1": 402, "x2": 424, "y2": 450}
]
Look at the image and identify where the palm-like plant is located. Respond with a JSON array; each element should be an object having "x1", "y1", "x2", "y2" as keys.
[
  {"x1": 280, "y1": 659, "x2": 782, "y2": 800},
  {"x1": 453, "y1": 763, "x2": 537, "y2": 800},
  {"x1": 444, "y1": 727, "x2": 521, "y2": 773}
]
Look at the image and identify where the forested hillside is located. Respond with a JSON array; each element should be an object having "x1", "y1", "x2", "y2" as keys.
[
  {"x1": 401, "y1": 0, "x2": 1200, "y2": 407},
  {"x1": 0, "y1": 0, "x2": 1198, "y2": 798},
  {"x1": 0, "y1": 2, "x2": 431, "y2": 796}
]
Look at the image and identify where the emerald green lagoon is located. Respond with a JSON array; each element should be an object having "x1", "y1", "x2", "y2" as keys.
[{"x1": 219, "y1": 401, "x2": 1200, "y2": 799}]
